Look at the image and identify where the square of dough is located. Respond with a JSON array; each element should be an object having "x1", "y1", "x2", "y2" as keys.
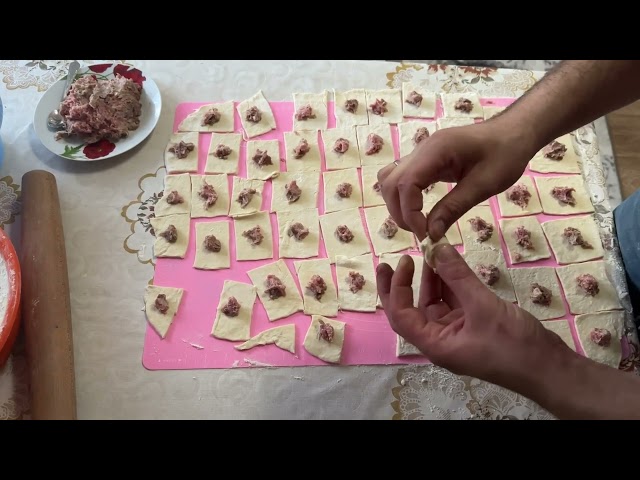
[
  {"x1": 334, "y1": 88, "x2": 369, "y2": 127},
  {"x1": 543, "y1": 319, "x2": 577, "y2": 351},
  {"x1": 463, "y1": 249, "x2": 517, "y2": 303},
  {"x1": 422, "y1": 182, "x2": 449, "y2": 210},
  {"x1": 335, "y1": 253, "x2": 377, "y2": 312},
  {"x1": 190, "y1": 174, "x2": 230, "y2": 218},
  {"x1": 529, "y1": 133, "x2": 581, "y2": 174},
  {"x1": 155, "y1": 173, "x2": 191, "y2": 218},
  {"x1": 379, "y1": 253, "x2": 423, "y2": 308},
  {"x1": 277, "y1": 209, "x2": 320, "y2": 259},
  {"x1": 292, "y1": 91, "x2": 328, "y2": 131},
  {"x1": 322, "y1": 168, "x2": 363, "y2": 213},
  {"x1": 303, "y1": 315, "x2": 346, "y2": 364},
  {"x1": 177, "y1": 102, "x2": 235, "y2": 133},
  {"x1": 321, "y1": 126, "x2": 362, "y2": 170},
  {"x1": 361, "y1": 165, "x2": 385, "y2": 207},
  {"x1": 396, "y1": 335, "x2": 423, "y2": 357},
  {"x1": 509, "y1": 266, "x2": 566, "y2": 320},
  {"x1": 271, "y1": 171, "x2": 319, "y2": 213},
  {"x1": 364, "y1": 205, "x2": 416, "y2": 256},
  {"x1": 534, "y1": 175, "x2": 595, "y2": 215},
  {"x1": 356, "y1": 124, "x2": 395, "y2": 166},
  {"x1": 211, "y1": 280, "x2": 257, "y2": 341},
  {"x1": 541, "y1": 215, "x2": 604, "y2": 265},
  {"x1": 436, "y1": 117, "x2": 475, "y2": 129},
  {"x1": 574, "y1": 311, "x2": 624, "y2": 369},
  {"x1": 398, "y1": 121, "x2": 437, "y2": 158},
  {"x1": 500, "y1": 216, "x2": 552, "y2": 264},
  {"x1": 556, "y1": 260, "x2": 622, "y2": 315},
  {"x1": 365, "y1": 88, "x2": 403, "y2": 125},
  {"x1": 458, "y1": 205, "x2": 502, "y2": 252},
  {"x1": 205, "y1": 133, "x2": 242, "y2": 175},
  {"x1": 319, "y1": 208, "x2": 371, "y2": 263},
  {"x1": 401, "y1": 82, "x2": 437, "y2": 119},
  {"x1": 246, "y1": 139, "x2": 281, "y2": 180},
  {"x1": 483, "y1": 105, "x2": 507, "y2": 120},
  {"x1": 441, "y1": 93, "x2": 483, "y2": 118},
  {"x1": 144, "y1": 285, "x2": 184, "y2": 339},
  {"x1": 283, "y1": 130, "x2": 321, "y2": 172},
  {"x1": 235, "y1": 325, "x2": 296, "y2": 354},
  {"x1": 496, "y1": 175, "x2": 543, "y2": 217},
  {"x1": 150, "y1": 214, "x2": 190, "y2": 258},
  {"x1": 247, "y1": 259, "x2": 304, "y2": 321},
  {"x1": 236, "y1": 90, "x2": 276, "y2": 139},
  {"x1": 228, "y1": 177, "x2": 265, "y2": 218},
  {"x1": 294, "y1": 258, "x2": 339, "y2": 317},
  {"x1": 193, "y1": 221, "x2": 231, "y2": 270},
  {"x1": 233, "y1": 211, "x2": 274, "y2": 261},
  {"x1": 165, "y1": 132, "x2": 199, "y2": 174}
]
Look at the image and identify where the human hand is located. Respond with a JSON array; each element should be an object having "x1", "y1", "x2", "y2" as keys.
[{"x1": 377, "y1": 120, "x2": 538, "y2": 242}]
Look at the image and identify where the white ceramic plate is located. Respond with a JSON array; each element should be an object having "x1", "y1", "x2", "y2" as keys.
[{"x1": 33, "y1": 63, "x2": 161, "y2": 161}]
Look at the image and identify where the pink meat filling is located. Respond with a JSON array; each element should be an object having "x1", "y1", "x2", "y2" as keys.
[
  {"x1": 530, "y1": 283, "x2": 552, "y2": 305},
  {"x1": 476, "y1": 264, "x2": 500, "y2": 286},
  {"x1": 514, "y1": 226, "x2": 534, "y2": 249},
  {"x1": 563, "y1": 227, "x2": 593, "y2": 249},
  {"x1": 468, "y1": 216, "x2": 494, "y2": 242},
  {"x1": 295, "y1": 104, "x2": 316, "y2": 121},
  {"x1": 505, "y1": 184, "x2": 531, "y2": 208},
  {"x1": 370, "y1": 98, "x2": 388, "y2": 116},
  {"x1": 293, "y1": 139, "x2": 310, "y2": 159},
  {"x1": 333, "y1": 138, "x2": 350, "y2": 153},
  {"x1": 265, "y1": 275, "x2": 286, "y2": 300},
  {"x1": 222, "y1": 296, "x2": 240, "y2": 317},
  {"x1": 577, "y1": 273, "x2": 599, "y2": 296},
  {"x1": 347, "y1": 271, "x2": 366, "y2": 293},
  {"x1": 551, "y1": 186, "x2": 576, "y2": 206},
  {"x1": 405, "y1": 90, "x2": 423, "y2": 107},
  {"x1": 365, "y1": 133, "x2": 384, "y2": 155},
  {"x1": 307, "y1": 275, "x2": 328, "y2": 300},
  {"x1": 590, "y1": 328, "x2": 611, "y2": 347},
  {"x1": 543, "y1": 141, "x2": 567, "y2": 160}
]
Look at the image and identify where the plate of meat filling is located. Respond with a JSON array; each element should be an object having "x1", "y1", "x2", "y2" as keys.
[{"x1": 34, "y1": 62, "x2": 161, "y2": 161}]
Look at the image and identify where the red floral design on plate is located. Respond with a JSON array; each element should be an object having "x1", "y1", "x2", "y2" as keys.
[
  {"x1": 83, "y1": 139, "x2": 116, "y2": 159},
  {"x1": 88, "y1": 63, "x2": 112, "y2": 73},
  {"x1": 113, "y1": 64, "x2": 146, "y2": 86}
]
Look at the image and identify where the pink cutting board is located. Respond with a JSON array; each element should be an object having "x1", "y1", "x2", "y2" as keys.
[{"x1": 144, "y1": 97, "x2": 617, "y2": 370}]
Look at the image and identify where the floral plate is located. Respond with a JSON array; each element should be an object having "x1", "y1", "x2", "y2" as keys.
[{"x1": 33, "y1": 63, "x2": 161, "y2": 161}]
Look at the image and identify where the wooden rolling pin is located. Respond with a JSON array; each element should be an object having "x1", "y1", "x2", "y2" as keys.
[{"x1": 21, "y1": 170, "x2": 77, "y2": 420}]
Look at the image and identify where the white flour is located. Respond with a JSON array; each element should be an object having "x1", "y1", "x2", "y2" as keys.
[{"x1": 0, "y1": 256, "x2": 9, "y2": 336}]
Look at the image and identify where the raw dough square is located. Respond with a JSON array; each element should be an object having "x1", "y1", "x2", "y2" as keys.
[
  {"x1": 144, "y1": 285, "x2": 184, "y2": 339},
  {"x1": 246, "y1": 139, "x2": 281, "y2": 180},
  {"x1": 396, "y1": 336, "x2": 423, "y2": 357},
  {"x1": 190, "y1": 174, "x2": 230, "y2": 218},
  {"x1": 496, "y1": 175, "x2": 543, "y2": 217},
  {"x1": 211, "y1": 280, "x2": 257, "y2": 341},
  {"x1": 483, "y1": 105, "x2": 507, "y2": 120},
  {"x1": 177, "y1": 102, "x2": 235, "y2": 133},
  {"x1": 271, "y1": 171, "x2": 319, "y2": 213},
  {"x1": 303, "y1": 315, "x2": 346, "y2": 363},
  {"x1": 401, "y1": 82, "x2": 437, "y2": 119},
  {"x1": 294, "y1": 258, "x2": 339, "y2": 317},
  {"x1": 235, "y1": 325, "x2": 296, "y2": 354},
  {"x1": 323, "y1": 168, "x2": 363, "y2": 213},
  {"x1": 193, "y1": 221, "x2": 231, "y2": 270},
  {"x1": 205, "y1": 133, "x2": 242, "y2": 175},
  {"x1": 335, "y1": 253, "x2": 377, "y2": 312},
  {"x1": 529, "y1": 133, "x2": 581, "y2": 174},
  {"x1": 319, "y1": 208, "x2": 371, "y2": 263},
  {"x1": 364, "y1": 205, "x2": 416, "y2": 256},
  {"x1": 283, "y1": 130, "x2": 321, "y2": 172},
  {"x1": 150, "y1": 214, "x2": 190, "y2": 258},
  {"x1": 361, "y1": 165, "x2": 385, "y2": 207},
  {"x1": 321, "y1": 126, "x2": 362, "y2": 170},
  {"x1": 277, "y1": 209, "x2": 320, "y2": 259},
  {"x1": 556, "y1": 260, "x2": 622, "y2": 315},
  {"x1": 356, "y1": 124, "x2": 395, "y2": 166},
  {"x1": 164, "y1": 132, "x2": 199, "y2": 174},
  {"x1": 236, "y1": 90, "x2": 276, "y2": 139},
  {"x1": 509, "y1": 266, "x2": 566, "y2": 320},
  {"x1": 500, "y1": 216, "x2": 551, "y2": 264},
  {"x1": 436, "y1": 117, "x2": 475, "y2": 129},
  {"x1": 333, "y1": 88, "x2": 369, "y2": 127},
  {"x1": 458, "y1": 205, "x2": 502, "y2": 252},
  {"x1": 247, "y1": 259, "x2": 303, "y2": 321},
  {"x1": 228, "y1": 177, "x2": 265, "y2": 218},
  {"x1": 233, "y1": 211, "x2": 274, "y2": 261},
  {"x1": 422, "y1": 182, "x2": 449, "y2": 210},
  {"x1": 541, "y1": 215, "x2": 604, "y2": 265},
  {"x1": 463, "y1": 250, "x2": 517, "y2": 303},
  {"x1": 543, "y1": 319, "x2": 577, "y2": 351},
  {"x1": 534, "y1": 175, "x2": 595, "y2": 215},
  {"x1": 365, "y1": 88, "x2": 403, "y2": 125},
  {"x1": 441, "y1": 93, "x2": 483, "y2": 118},
  {"x1": 397, "y1": 121, "x2": 438, "y2": 158},
  {"x1": 155, "y1": 173, "x2": 191, "y2": 217},
  {"x1": 574, "y1": 311, "x2": 624, "y2": 369},
  {"x1": 292, "y1": 91, "x2": 328, "y2": 131}
]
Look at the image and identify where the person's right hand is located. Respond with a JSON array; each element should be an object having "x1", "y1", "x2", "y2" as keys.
[{"x1": 377, "y1": 119, "x2": 540, "y2": 242}]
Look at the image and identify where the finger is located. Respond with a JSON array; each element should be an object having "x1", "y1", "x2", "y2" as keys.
[
  {"x1": 380, "y1": 162, "x2": 412, "y2": 231},
  {"x1": 441, "y1": 282, "x2": 463, "y2": 310},
  {"x1": 398, "y1": 181, "x2": 428, "y2": 241},
  {"x1": 425, "y1": 301, "x2": 452, "y2": 323},
  {"x1": 432, "y1": 244, "x2": 487, "y2": 310},
  {"x1": 376, "y1": 262, "x2": 394, "y2": 310},
  {"x1": 418, "y1": 260, "x2": 442, "y2": 309},
  {"x1": 390, "y1": 255, "x2": 416, "y2": 313},
  {"x1": 376, "y1": 163, "x2": 396, "y2": 184}
]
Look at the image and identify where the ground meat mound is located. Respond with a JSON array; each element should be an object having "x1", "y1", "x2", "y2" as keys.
[
  {"x1": 345, "y1": 99, "x2": 359, "y2": 113},
  {"x1": 214, "y1": 144, "x2": 232, "y2": 159},
  {"x1": 530, "y1": 283, "x2": 552, "y2": 305},
  {"x1": 413, "y1": 127, "x2": 430, "y2": 144},
  {"x1": 307, "y1": 275, "x2": 327, "y2": 300},
  {"x1": 199, "y1": 181, "x2": 218, "y2": 208},
  {"x1": 288, "y1": 222, "x2": 309, "y2": 241},
  {"x1": 336, "y1": 183, "x2": 353, "y2": 198},
  {"x1": 285, "y1": 180, "x2": 302, "y2": 203},
  {"x1": 333, "y1": 138, "x2": 350, "y2": 153},
  {"x1": 577, "y1": 273, "x2": 599, "y2": 296},
  {"x1": 203, "y1": 234, "x2": 222, "y2": 252},
  {"x1": 543, "y1": 140, "x2": 567, "y2": 160},
  {"x1": 563, "y1": 227, "x2": 593, "y2": 249},
  {"x1": 242, "y1": 225, "x2": 264, "y2": 245},
  {"x1": 246, "y1": 106, "x2": 262, "y2": 123},
  {"x1": 237, "y1": 188, "x2": 257, "y2": 208},
  {"x1": 454, "y1": 97, "x2": 473, "y2": 113},
  {"x1": 169, "y1": 141, "x2": 195, "y2": 159},
  {"x1": 468, "y1": 216, "x2": 494, "y2": 242},
  {"x1": 159, "y1": 224, "x2": 178, "y2": 243},
  {"x1": 590, "y1": 328, "x2": 611, "y2": 347},
  {"x1": 336, "y1": 225, "x2": 354, "y2": 243},
  {"x1": 265, "y1": 275, "x2": 286, "y2": 299},
  {"x1": 514, "y1": 226, "x2": 534, "y2": 249},
  {"x1": 476, "y1": 264, "x2": 500, "y2": 286},
  {"x1": 405, "y1": 90, "x2": 423, "y2": 107},
  {"x1": 202, "y1": 107, "x2": 221, "y2": 126},
  {"x1": 166, "y1": 190, "x2": 184, "y2": 205},
  {"x1": 551, "y1": 186, "x2": 577, "y2": 206},
  {"x1": 295, "y1": 104, "x2": 316, "y2": 121},
  {"x1": 293, "y1": 139, "x2": 310, "y2": 159},
  {"x1": 505, "y1": 183, "x2": 531, "y2": 208},
  {"x1": 155, "y1": 294, "x2": 169, "y2": 314},
  {"x1": 56, "y1": 74, "x2": 142, "y2": 144},
  {"x1": 252, "y1": 149, "x2": 272, "y2": 167},
  {"x1": 318, "y1": 319, "x2": 334, "y2": 342},
  {"x1": 370, "y1": 98, "x2": 388, "y2": 116},
  {"x1": 365, "y1": 133, "x2": 384, "y2": 155},
  {"x1": 380, "y1": 217, "x2": 399, "y2": 238},
  {"x1": 347, "y1": 271, "x2": 366, "y2": 293},
  {"x1": 222, "y1": 296, "x2": 240, "y2": 317}
]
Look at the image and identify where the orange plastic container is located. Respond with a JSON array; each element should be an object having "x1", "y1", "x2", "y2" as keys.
[{"x1": 0, "y1": 227, "x2": 21, "y2": 367}]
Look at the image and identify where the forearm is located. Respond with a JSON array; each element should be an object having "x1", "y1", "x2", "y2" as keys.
[{"x1": 495, "y1": 60, "x2": 640, "y2": 151}]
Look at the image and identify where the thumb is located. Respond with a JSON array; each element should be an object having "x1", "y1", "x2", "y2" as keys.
[{"x1": 432, "y1": 244, "x2": 486, "y2": 309}]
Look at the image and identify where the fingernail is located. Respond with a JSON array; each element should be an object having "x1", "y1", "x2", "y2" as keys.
[
  {"x1": 434, "y1": 244, "x2": 458, "y2": 263},
  {"x1": 431, "y1": 219, "x2": 446, "y2": 239}
]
